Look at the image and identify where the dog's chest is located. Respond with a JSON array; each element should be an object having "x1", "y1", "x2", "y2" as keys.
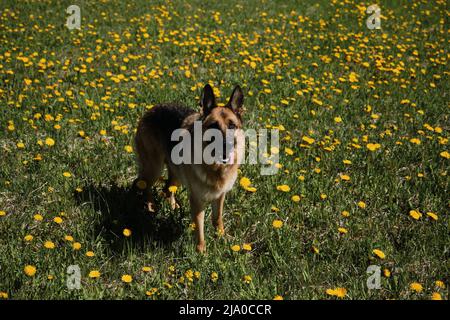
[{"x1": 190, "y1": 166, "x2": 238, "y2": 201}]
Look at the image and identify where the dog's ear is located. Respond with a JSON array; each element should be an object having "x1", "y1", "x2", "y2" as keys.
[
  {"x1": 200, "y1": 84, "x2": 216, "y2": 115},
  {"x1": 226, "y1": 85, "x2": 244, "y2": 116}
]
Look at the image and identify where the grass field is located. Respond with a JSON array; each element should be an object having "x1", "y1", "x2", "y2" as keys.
[{"x1": 0, "y1": 0, "x2": 448, "y2": 300}]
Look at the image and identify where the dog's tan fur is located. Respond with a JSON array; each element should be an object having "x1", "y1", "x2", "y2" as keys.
[{"x1": 134, "y1": 84, "x2": 244, "y2": 252}]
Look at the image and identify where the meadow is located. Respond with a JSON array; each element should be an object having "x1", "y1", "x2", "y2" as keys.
[{"x1": 0, "y1": 0, "x2": 448, "y2": 300}]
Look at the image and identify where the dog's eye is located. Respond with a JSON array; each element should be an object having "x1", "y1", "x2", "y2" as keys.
[{"x1": 228, "y1": 123, "x2": 236, "y2": 130}]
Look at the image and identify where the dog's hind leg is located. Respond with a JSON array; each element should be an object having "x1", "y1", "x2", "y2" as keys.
[{"x1": 134, "y1": 132, "x2": 164, "y2": 213}]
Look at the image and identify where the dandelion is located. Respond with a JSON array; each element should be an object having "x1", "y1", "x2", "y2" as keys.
[
  {"x1": 409, "y1": 210, "x2": 422, "y2": 220},
  {"x1": 123, "y1": 228, "x2": 132, "y2": 237},
  {"x1": 357, "y1": 201, "x2": 366, "y2": 209},
  {"x1": 435, "y1": 280, "x2": 445, "y2": 289},
  {"x1": 431, "y1": 292, "x2": 442, "y2": 300},
  {"x1": 242, "y1": 243, "x2": 252, "y2": 251},
  {"x1": 63, "y1": 172, "x2": 72, "y2": 178},
  {"x1": 272, "y1": 219, "x2": 283, "y2": 229},
  {"x1": 33, "y1": 214, "x2": 43, "y2": 221},
  {"x1": 326, "y1": 287, "x2": 347, "y2": 298},
  {"x1": 273, "y1": 295, "x2": 283, "y2": 300},
  {"x1": 338, "y1": 227, "x2": 348, "y2": 234},
  {"x1": 64, "y1": 235, "x2": 74, "y2": 242},
  {"x1": 276, "y1": 185, "x2": 290, "y2": 192},
  {"x1": 341, "y1": 210, "x2": 350, "y2": 217},
  {"x1": 383, "y1": 269, "x2": 391, "y2": 277},
  {"x1": 0, "y1": 292, "x2": 8, "y2": 299},
  {"x1": 24, "y1": 265, "x2": 36, "y2": 277},
  {"x1": 44, "y1": 241, "x2": 55, "y2": 249},
  {"x1": 410, "y1": 282, "x2": 423, "y2": 293},
  {"x1": 142, "y1": 266, "x2": 153, "y2": 272},
  {"x1": 121, "y1": 274, "x2": 133, "y2": 283},
  {"x1": 291, "y1": 195, "x2": 301, "y2": 202},
  {"x1": 86, "y1": 251, "x2": 95, "y2": 257},
  {"x1": 53, "y1": 216, "x2": 63, "y2": 224},
  {"x1": 240, "y1": 177, "x2": 257, "y2": 192},
  {"x1": 366, "y1": 143, "x2": 381, "y2": 151},
  {"x1": 340, "y1": 174, "x2": 350, "y2": 181},
  {"x1": 231, "y1": 245, "x2": 241, "y2": 252},
  {"x1": 243, "y1": 275, "x2": 252, "y2": 284},
  {"x1": 372, "y1": 249, "x2": 386, "y2": 259},
  {"x1": 168, "y1": 185, "x2": 178, "y2": 193},
  {"x1": 24, "y1": 235, "x2": 33, "y2": 242},
  {"x1": 426, "y1": 212, "x2": 438, "y2": 221},
  {"x1": 146, "y1": 288, "x2": 158, "y2": 296},
  {"x1": 124, "y1": 145, "x2": 133, "y2": 153},
  {"x1": 0, "y1": 210, "x2": 6, "y2": 217},
  {"x1": 45, "y1": 138, "x2": 55, "y2": 146},
  {"x1": 440, "y1": 151, "x2": 450, "y2": 159},
  {"x1": 89, "y1": 270, "x2": 101, "y2": 278},
  {"x1": 73, "y1": 242, "x2": 82, "y2": 250},
  {"x1": 211, "y1": 272, "x2": 218, "y2": 282}
]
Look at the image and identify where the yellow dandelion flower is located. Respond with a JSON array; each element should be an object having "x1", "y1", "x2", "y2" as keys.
[
  {"x1": 24, "y1": 235, "x2": 33, "y2": 242},
  {"x1": 86, "y1": 251, "x2": 95, "y2": 257},
  {"x1": 242, "y1": 243, "x2": 252, "y2": 251},
  {"x1": 272, "y1": 219, "x2": 283, "y2": 229},
  {"x1": 24, "y1": 265, "x2": 36, "y2": 277},
  {"x1": 426, "y1": 212, "x2": 438, "y2": 221},
  {"x1": 33, "y1": 214, "x2": 43, "y2": 221},
  {"x1": 410, "y1": 282, "x2": 423, "y2": 293},
  {"x1": 231, "y1": 245, "x2": 241, "y2": 252},
  {"x1": 372, "y1": 249, "x2": 386, "y2": 259},
  {"x1": 210, "y1": 272, "x2": 218, "y2": 282},
  {"x1": 88, "y1": 270, "x2": 101, "y2": 278},
  {"x1": 44, "y1": 241, "x2": 55, "y2": 249},
  {"x1": 142, "y1": 266, "x2": 153, "y2": 272},
  {"x1": 124, "y1": 145, "x2": 133, "y2": 153},
  {"x1": 0, "y1": 210, "x2": 6, "y2": 217},
  {"x1": 123, "y1": 228, "x2": 132, "y2": 237},
  {"x1": 358, "y1": 201, "x2": 366, "y2": 209},
  {"x1": 439, "y1": 151, "x2": 450, "y2": 159},
  {"x1": 366, "y1": 143, "x2": 381, "y2": 151},
  {"x1": 431, "y1": 292, "x2": 442, "y2": 300},
  {"x1": 435, "y1": 280, "x2": 445, "y2": 289},
  {"x1": 326, "y1": 287, "x2": 347, "y2": 298},
  {"x1": 291, "y1": 195, "x2": 301, "y2": 202},
  {"x1": 409, "y1": 210, "x2": 422, "y2": 220},
  {"x1": 276, "y1": 185, "x2": 290, "y2": 192},
  {"x1": 338, "y1": 227, "x2": 348, "y2": 234},
  {"x1": 53, "y1": 216, "x2": 63, "y2": 224},
  {"x1": 63, "y1": 172, "x2": 72, "y2": 178},
  {"x1": 121, "y1": 274, "x2": 133, "y2": 283},
  {"x1": 73, "y1": 242, "x2": 82, "y2": 250},
  {"x1": 273, "y1": 295, "x2": 283, "y2": 300},
  {"x1": 45, "y1": 138, "x2": 55, "y2": 147}
]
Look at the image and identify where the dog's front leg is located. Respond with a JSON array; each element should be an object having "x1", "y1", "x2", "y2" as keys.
[
  {"x1": 211, "y1": 193, "x2": 225, "y2": 236},
  {"x1": 190, "y1": 195, "x2": 206, "y2": 253}
]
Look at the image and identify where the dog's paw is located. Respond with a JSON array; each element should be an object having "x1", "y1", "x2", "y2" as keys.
[{"x1": 196, "y1": 242, "x2": 206, "y2": 253}]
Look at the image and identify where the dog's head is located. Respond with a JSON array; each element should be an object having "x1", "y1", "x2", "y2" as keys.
[{"x1": 200, "y1": 84, "x2": 244, "y2": 166}]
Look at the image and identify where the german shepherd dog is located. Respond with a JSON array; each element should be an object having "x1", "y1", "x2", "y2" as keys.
[{"x1": 134, "y1": 84, "x2": 244, "y2": 252}]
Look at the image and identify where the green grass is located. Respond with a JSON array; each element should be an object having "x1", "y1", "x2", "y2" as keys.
[{"x1": 0, "y1": 0, "x2": 448, "y2": 300}]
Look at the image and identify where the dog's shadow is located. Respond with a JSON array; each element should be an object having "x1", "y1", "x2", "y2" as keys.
[{"x1": 74, "y1": 183, "x2": 184, "y2": 252}]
